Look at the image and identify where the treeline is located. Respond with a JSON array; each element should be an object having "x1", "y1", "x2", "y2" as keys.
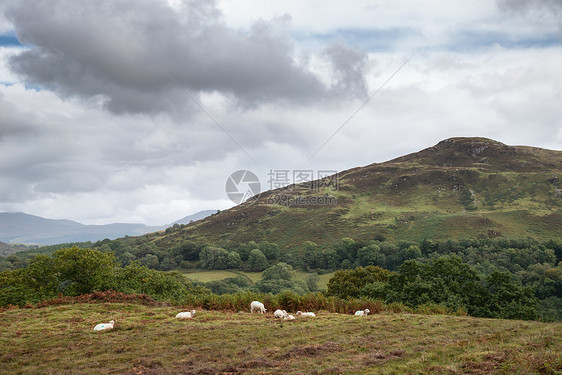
[
  {"x1": 0, "y1": 247, "x2": 204, "y2": 307},
  {"x1": 326, "y1": 260, "x2": 541, "y2": 320},
  {"x1": 0, "y1": 246, "x2": 553, "y2": 321},
  {"x1": 0, "y1": 237, "x2": 560, "y2": 320}
]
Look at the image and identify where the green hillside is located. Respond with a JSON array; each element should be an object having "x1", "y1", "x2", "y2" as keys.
[
  {"x1": 1, "y1": 301, "x2": 560, "y2": 374},
  {"x1": 146, "y1": 137, "x2": 561, "y2": 248}
]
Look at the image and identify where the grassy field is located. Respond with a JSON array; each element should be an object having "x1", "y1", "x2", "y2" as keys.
[
  {"x1": 183, "y1": 269, "x2": 334, "y2": 290},
  {"x1": 1, "y1": 302, "x2": 560, "y2": 374}
]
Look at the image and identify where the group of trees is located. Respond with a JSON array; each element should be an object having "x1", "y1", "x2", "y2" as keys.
[
  {"x1": 327, "y1": 258, "x2": 540, "y2": 320},
  {"x1": 201, "y1": 262, "x2": 315, "y2": 296},
  {"x1": 0, "y1": 236, "x2": 560, "y2": 321},
  {"x1": 0, "y1": 245, "x2": 551, "y2": 321},
  {"x1": 0, "y1": 246, "x2": 203, "y2": 306}
]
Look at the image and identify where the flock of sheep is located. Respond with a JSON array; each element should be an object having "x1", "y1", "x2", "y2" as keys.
[{"x1": 92, "y1": 301, "x2": 370, "y2": 331}]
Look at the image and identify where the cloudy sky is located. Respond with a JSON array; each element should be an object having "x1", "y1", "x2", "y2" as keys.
[{"x1": 0, "y1": 0, "x2": 561, "y2": 226}]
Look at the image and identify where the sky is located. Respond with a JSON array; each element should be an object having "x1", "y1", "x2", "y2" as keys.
[{"x1": 0, "y1": 0, "x2": 561, "y2": 226}]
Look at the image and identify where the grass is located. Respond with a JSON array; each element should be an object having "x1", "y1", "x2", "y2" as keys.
[
  {"x1": 1, "y1": 301, "x2": 560, "y2": 374},
  {"x1": 183, "y1": 269, "x2": 334, "y2": 290}
]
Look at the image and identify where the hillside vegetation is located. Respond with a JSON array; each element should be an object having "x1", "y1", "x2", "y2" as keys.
[
  {"x1": 154, "y1": 137, "x2": 561, "y2": 247},
  {"x1": 1, "y1": 300, "x2": 560, "y2": 374},
  {"x1": 0, "y1": 241, "x2": 35, "y2": 257}
]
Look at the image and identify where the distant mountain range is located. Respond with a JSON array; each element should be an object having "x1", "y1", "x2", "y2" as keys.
[{"x1": 0, "y1": 210, "x2": 217, "y2": 247}]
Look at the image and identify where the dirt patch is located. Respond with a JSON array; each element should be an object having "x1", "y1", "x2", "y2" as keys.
[
  {"x1": 426, "y1": 365, "x2": 456, "y2": 374},
  {"x1": 461, "y1": 352, "x2": 508, "y2": 374},
  {"x1": 279, "y1": 342, "x2": 342, "y2": 359},
  {"x1": 128, "y1": 358, "x2": 167, "y2": 375},
  {"x1": 320, "y1": 367, "x2": 345, "y2": 374},
  {"x1": 363, "y1": 349, "x2": 407, "y2": 365},
  {"x1": 180, "y1": 367, "x2": 217, "y2": 375},
  {"x1": 220, "y1": 358, "x2": 276, "y2": 374}
]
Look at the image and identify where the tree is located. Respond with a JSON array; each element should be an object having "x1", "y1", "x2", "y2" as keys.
[
  {"x1": 53, "y1": 246, "x2": 116, "y2": 295},
  {"x1": 237, "y1": 241, "x2": 258, "y2": 261},
  {"x1": 259, "y1": 242, "x2": 280, "y2": 260},
  {"x1": 262, "y1": 262, "x2": 295, "y2": 281},
  {"x1": 357, "y1": 243, "x2": 384, "y2": 267},
  {"x1": 248, "y1": 249, "x2": 269, "y2": 271},
  {"x1": 226, "y1": 251, "x2": 242, "y2": 269},
  {"x1": 119, "y1": 251, "x2": 136, "y2": 266},
  {"x1": 160, "y1": 257, "x2": 176, "y2": 271},
  {"x1": 302, "y1": 241, "x2": 322, "y2": 270},
  {"x1": 199, "y1": 246, "x2": 230, "y2": 270},
  {"x1": 141, "y1": 254, "x2": 160, "y2": 270},
  {"x1": 333, "y1": 237, "x2": 356, "y2": 263},
  {"x1": 326, "y1": 265, "x2": 391, "y2": 299},
  {"x1": 172, "y1": 241, "x2": 201, "y2": 261},
  {"x1": 306, "y1": 273, "x2": 320, "y2": 292},
  {"x1": 479, "y1": 271, "x2": 540, "y2": 320},
  {"x1": 386, "y1": 257, "x2": 483, "y2": 311},
  {"x1": 322, "y1": 248, "x2": 340, "y2": 270}
]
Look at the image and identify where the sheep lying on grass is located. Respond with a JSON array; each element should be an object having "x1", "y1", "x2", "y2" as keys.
[
  {"x1": 93, "y1": 320, "x2": 114, "y2": 331},
  {"x1": 354, "y1": 309, "x2": 370, "y2": 316},
  {"x1": 250, "y1": 301, "x2": 266, "y2": 314},
  {"x1": 284, "y1": 314, "x2": 296, "y2": 321},
  {"x1": 296, "y1": 311, "x2": 316, "y2": 317},
  {"x1": 274, "y1": 309, "x2": 288, "y2": 319},
  {"x1": 176, "y1": 310, "x2": 196, "y2": 319}
]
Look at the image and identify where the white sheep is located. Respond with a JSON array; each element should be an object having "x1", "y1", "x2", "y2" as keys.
[
  {"x1": 296, "y1": 311, "x2": 316, "y2": 317},
  {"x1": 274, "y1": 309, "x2": 288, "y2": 319},
  {"x1": 284, "y1": 314, "x2": 296, "y2": 321},
  {"x1": 93, "y1": 320, "x2": 114, "y2": 331},
  {"x1": 250, "y1": 301, "x2": 266, "y2": 314},
  {"x1": 176, "y1": 310, "x2": 196, "y2": 319},
  {"x1": 354, "y1": 308, "x2": 370, "y2": 316}
]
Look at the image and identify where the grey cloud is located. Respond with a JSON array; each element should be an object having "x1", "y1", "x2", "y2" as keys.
[
  {"x1": 324, "y1": 43, "x2": 368, "y2": 99},
  {"x1": 496, "y1": 0, "x2": 562, "y2": 31},
  {"x1": 3, "y1": 0, "x2": 368, "y2": 116}
]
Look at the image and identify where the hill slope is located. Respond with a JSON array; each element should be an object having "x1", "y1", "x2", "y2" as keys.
[
  {"x1": 154, "y1": 137, "x2": 561, "y2": 248},
  {"x1": 1, "y1": 302, "x2": 560, "y2": 374},
  {"x1": 172, "y1": 209, "x2": 217, "y2": 225}
]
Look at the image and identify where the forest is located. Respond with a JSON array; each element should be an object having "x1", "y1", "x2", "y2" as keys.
[{"x1": 1, "y1": 236, "x2": 560, "y2": 321}]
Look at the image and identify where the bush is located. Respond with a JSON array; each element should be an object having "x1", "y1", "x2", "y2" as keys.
[
  {"x1": 262, "y1": 262, "x2": 295, "y2": 281},
  {"x1": 199, "y1": 246, "x2": 230, "y2": 270},
  {"x1": 326, "y1": 266, "x2": 391, "y2": 299},
  {"x1": 248, "y1": 249, "x2": 269, "y2": 271}
]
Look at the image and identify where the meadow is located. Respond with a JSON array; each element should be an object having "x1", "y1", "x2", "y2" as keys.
[
  {"x1": 182, "y1": 269, "x2": 334, "y2": 290},
  {"x1": 1, "y1": 300, "x2": 560, "y2": 374}
]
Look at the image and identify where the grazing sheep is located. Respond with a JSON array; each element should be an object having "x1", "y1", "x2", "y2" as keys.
[
  {"x1": 250, "y1": 301, "x2": 266, "y2": 314},
  {"x1": 176, "y1": 310, "x2": 196, "y2": 319},
  {"x1": 93, "y1": 320, "x2": 114, "y2": 331},
  {"x1": 354, "y1": 309, "x2": 370, "y2": 316},
  {"x1": 284, "y1": 314, "x2": 296, "y2": 321},
  {"x1": 296, "y1": 311, "x2": 316, "y2": 317},
  {"x1": 274, "y1": 309, "x2": 288, "y2": 319}
]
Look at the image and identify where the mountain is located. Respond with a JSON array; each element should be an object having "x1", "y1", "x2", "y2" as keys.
[
  {"x1": 172, "y1": 210, "x2": 218, "y2": 225},
  {"x1": 150, "y1": 137, "x2": 561, "y2": 248},
  {"x1": 0, "y1": 212, "x2": 165, "y2": 246}
]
